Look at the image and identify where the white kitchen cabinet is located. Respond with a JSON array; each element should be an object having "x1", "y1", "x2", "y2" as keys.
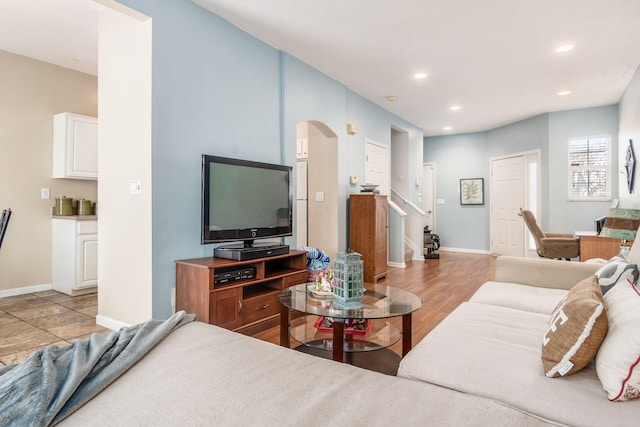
[
  {"x1": 53, "y1": 112, "x2": 98, "y2": 180},
  {"x1": 52, "y1": 218, "x2": 98, "y2": 295}
]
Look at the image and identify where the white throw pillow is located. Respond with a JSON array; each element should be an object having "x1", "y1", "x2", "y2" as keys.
[{"x1": 596, "y1": 278, "x2": 640, "y2": 401}]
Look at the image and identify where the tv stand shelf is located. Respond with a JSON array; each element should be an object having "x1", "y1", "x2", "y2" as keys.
[{"x1": 175, "y1": 250, "x2": 307, "y2": 335}]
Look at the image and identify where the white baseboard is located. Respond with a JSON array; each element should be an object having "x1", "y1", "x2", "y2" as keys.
[
  {"x1": 0, "y1": 283, "x2": 53, "y2": 298},
  {"x1": 96, "y1": 314, "x2": 130, "y2": 331},
  {"x1": 438, "y1": 247, "x2": 491, "y2": 255},
  {"x1": 388, "y1": 261, "x2": 406, "y2": 268}
]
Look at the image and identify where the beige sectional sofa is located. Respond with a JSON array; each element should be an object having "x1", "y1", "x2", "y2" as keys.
[
  {"x1": 398, "y1": 255, "x2": 640, "y2": 426},
  {"x1": 59, "y1": 255, "x2": 640, "y2": 425}
]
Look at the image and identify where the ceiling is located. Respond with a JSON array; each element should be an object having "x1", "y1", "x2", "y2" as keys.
[
  {"x1": 2, "y1": 0, "x2": 640, "y2": 137},
  {"x1": 0, "y1": 0, "x2": 100, "y2": 76}
]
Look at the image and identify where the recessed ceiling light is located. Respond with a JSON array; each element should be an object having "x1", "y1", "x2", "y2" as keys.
[
  {"x1": 556, "y1": 44, "x2": 574, "y2": 53},
  {"x1": 443, "y1": 126, "x2": 453, "y2": 131},
  {"x1": 450, "y1": 106, "x2": 462, "y2": 111},
  {"x1": 414, "y1": 73, "x2": 428, "y2": 79},
  {"x1": 386, "y1": 95, "x2": 398, "y2": 102},
  {"x1": 558, "y1": 90, "x2": 571, "y2": 96}
]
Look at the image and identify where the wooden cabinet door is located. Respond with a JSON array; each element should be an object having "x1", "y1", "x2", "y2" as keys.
[
  {"x1": 77, "y1": 234, "x2": 98, "y2": 288},
  {"x1": 374, "y1": 196, "x2": 388, "y2": 278},
  {"x1": 210, "y1": 287, "x2": 242, "y2": 330}
]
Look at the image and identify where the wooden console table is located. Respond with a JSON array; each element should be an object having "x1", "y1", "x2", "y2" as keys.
[
  {"x1": 175, "y1": 250, "x2": 307, "y2": 335},
  {"x1": 578, "y1": 234, "x2": 633, "y2": 261}
]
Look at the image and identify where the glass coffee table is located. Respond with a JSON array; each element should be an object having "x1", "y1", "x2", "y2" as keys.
[{"x1": 278, "y1": 283, "x2": 422, "y2": 364}]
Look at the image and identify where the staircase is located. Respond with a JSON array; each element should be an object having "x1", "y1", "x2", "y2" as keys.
[
  {"x1": 388, "y1": 188, "x2": 426, "y2": 267},
  {"x1": 404, "y1": 245, "x2": 414, "y2": 265}
]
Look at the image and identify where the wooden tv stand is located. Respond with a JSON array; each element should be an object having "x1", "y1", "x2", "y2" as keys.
[{"x1": 175, "y1": 250, "x2": 307, "y2": 335}]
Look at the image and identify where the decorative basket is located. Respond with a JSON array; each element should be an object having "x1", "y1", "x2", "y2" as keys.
[{"x1": 314, "y1": 317, "x2": 371, "y2": 335}]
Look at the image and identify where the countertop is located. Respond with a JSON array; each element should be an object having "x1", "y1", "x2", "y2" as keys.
[{"x1": 52, "y1": 215, "x2": 97, "y2": 221}]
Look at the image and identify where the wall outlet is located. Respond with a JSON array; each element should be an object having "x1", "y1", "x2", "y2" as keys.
[
  {"x1": 315, "y1": 191, "x2": 325, "y2": 202},
  {"x1": 41, "y1": 188, "x2": 50, "y2": 199}
]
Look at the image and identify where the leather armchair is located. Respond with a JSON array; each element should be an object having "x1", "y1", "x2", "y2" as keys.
[{"x1": 521, "y1": 209, "x2": 579, "y2": 260}]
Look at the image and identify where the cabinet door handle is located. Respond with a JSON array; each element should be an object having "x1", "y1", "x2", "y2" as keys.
[
  {"x1": 258, "y1": 304, "x2": 270, "y2": 310},
  {"x1": 238, "y1": 300, "x2": 243, "y2": 314}
]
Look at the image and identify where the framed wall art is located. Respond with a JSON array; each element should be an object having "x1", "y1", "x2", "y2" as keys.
[
  {"x1": 624, "y1": 139, "x2": 635, "y2": 194},
  {"x1": 460, "y1": 178, "x2": 484, "y2": 205}
]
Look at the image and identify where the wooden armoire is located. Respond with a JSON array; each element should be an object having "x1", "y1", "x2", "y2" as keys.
[{"x1": 348, "y1": 193, "x2": 388, "y2": 282}]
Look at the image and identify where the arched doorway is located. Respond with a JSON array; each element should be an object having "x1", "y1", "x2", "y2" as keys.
[{"x1": 296, "y1": 121, "x2": 338, "y2": 263}]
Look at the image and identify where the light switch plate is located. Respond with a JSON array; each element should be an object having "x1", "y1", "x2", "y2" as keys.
[
  {"x1": 315, "y1": 191, "x2": 325, "y2": 202},
  {"x1": 41, "y1": 188, "x2": 50, "y2": 199},
  {"x1": 129, "y1": 179, "x2": 142, "y2": 195}
]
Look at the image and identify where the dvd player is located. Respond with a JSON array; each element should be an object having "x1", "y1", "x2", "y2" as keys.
[{"x1": 214, "y1": 267, "x2": 256, "y2": 285}]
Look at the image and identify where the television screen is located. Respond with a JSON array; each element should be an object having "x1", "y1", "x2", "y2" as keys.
[{"x1": 201, "y1": 155, "x2": 292, "y2": 246}]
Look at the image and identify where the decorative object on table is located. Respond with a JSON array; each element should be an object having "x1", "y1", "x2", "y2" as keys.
[
  {"x1": 300, "y1": 246, "x2": 331, "y2": 282},
  {"x1": 624, "y1": 139, "x2": 635, "y2": 194},
  {"x1": 314, "y1": 317, "x2": 371, "y2": 335},
  {"x1": 0, "y1": 208, "x2": 12, "y2": 249},
  {"x1": 460, "y1": 178, "x2": 484, "y2": 205},
  {"x1": 307, "y1": 283, "x2": 334, "y2": 298},
  {"x1": 332, "y1": 251, "x2": 364, "y2": 306},
  {"x1": 619, "y1": 239, "x2": 631, "y2": 260},
  {"x1": 423, "y1": 225, "x2": 440, "y2": 259},
  {"x1": 359, "y1": 183, "x2": 379, "y2": 193},
  {"x1": 307, "y1": 269, "x2": 335, "y2": 297},
  {"x1": 599, "y1": 208, "x2": 640, "y2": 240}
]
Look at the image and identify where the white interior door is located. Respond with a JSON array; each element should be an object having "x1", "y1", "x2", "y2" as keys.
[
  {"x1": 491, "y1": 155, "x2": 525, "y2": 256},
  {"x1": 365, "y1": 140, "x2": 388, "y2": 195},
  {"x1": 423, "y1": 163, "x2": 435, "y2": 232}
]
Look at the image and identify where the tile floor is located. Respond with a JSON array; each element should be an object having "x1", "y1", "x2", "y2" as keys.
[{"x1": 0, "y1": 290, "x2": 105, "y2": 366}]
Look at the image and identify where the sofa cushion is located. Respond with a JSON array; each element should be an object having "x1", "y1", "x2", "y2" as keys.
[
  {"x1": 469, "y1": 281, "x2": 567, "y2": 315},
  {"x1": 398, "y1": 302, "x2": 640, "y2": 426},
  {"x1": 494, "y1": 256, "x2": 600, "y2": 290},
  {"x1": 541, "y1": 275, "x2": 608, "y2": 377},
  {"x1": 597, "y1": 278, "x2": 640, "y2": 401},
  {"x1": 59, "y1": 322, "x2": 553, "y2": 427},
  {"x1": 595, "y1": 256, "x2": 639, "y2": 294}
]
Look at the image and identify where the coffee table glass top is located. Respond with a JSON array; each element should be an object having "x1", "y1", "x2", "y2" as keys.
[{"x1": 279, "y1": 282, "x2": 422, "y2": 320}]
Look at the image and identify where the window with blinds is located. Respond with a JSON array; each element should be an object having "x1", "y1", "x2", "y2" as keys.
[{"x1": 568, "y1": 136, "x2": 611, "y2": 201}]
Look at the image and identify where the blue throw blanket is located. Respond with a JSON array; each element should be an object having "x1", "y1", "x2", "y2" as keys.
[
  {"x1": 0, "y1": 311, "x2": 195, "y2": 427},
  {"x1": 300, "y1": 246, "x2": 330, "y2": 271}
]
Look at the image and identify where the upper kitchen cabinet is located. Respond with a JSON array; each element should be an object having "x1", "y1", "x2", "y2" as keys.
[{"x1": 53, "y1": 112, "x2": 98, "y2": 180}]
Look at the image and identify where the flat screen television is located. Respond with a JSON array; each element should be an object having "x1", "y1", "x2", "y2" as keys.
[{"x1": 201, "y1": 155, "x2": 293, "y2": 255}]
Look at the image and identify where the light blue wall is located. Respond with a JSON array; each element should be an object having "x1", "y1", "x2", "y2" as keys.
[
  {"x1": 548, "y1": 105, "x2": 619, "y2": 232},
  {"x1": 423, "y1": 132, "x2": 488, "y2": 250},
  {"x1": 120, "y1": 0, "x2": 282, "y2": 319},
  {"x1": 486, "y1": 114, "x2": 550, "y2": 224},
  {"x1": 425, "y1": 107, "x2": 620, "y2": 252},
  {"x1": 118, "y1": 0, "x2": 424, "y2": 318},
  {"x1": 618, "y1": 65, "x2": 640, "y2": 208}
]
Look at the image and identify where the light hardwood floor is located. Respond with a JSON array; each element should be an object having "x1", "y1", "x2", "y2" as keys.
[
  {"x1": 0, "y1": 251, "x2": 496, "y2": 366},
  {"x1": 254, "y1": 251, "x2": 496, "y2": 356}
]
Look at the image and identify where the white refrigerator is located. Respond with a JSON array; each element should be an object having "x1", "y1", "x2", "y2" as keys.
[{"x1": 296, "y1": 161, "x2": 308, "y2": 247}]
